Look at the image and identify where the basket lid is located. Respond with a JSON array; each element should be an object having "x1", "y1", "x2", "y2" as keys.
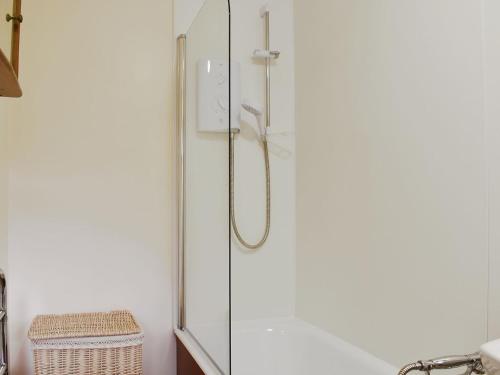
[{"x1": 28, "y1": 310, "x2": 141, "y2": 340}]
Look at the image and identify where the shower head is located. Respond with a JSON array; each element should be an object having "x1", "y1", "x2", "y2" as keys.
[
  {"x1": 241, "y1": 100, "x2": 265, "y2": 137},
  {"x1": 241, "y1": 100, "x2": 263, "y2": 117}
]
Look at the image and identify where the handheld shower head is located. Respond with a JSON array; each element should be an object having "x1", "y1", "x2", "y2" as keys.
[
  {"x1": 241, "y1": 100, "x2": 265, "y2": 137},
  {"x1": 241, "y1": 100, "x2": 263, "y2": 117}
]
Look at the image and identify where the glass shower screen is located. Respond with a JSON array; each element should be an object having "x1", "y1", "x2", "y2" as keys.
[{"x1": 181, "y1": 0, "x2": 231, "y2": 373}]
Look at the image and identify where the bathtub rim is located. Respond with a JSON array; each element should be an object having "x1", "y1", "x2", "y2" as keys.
[
  {"x1": 176, "y1": 317, "x2": 398, "y2": 375},
  {"x1": 231, "y1": 316, "x2": 398, "y2": 375},
  {"x1": 175, "y1": 328, "x2": 222, "y2": 375}
]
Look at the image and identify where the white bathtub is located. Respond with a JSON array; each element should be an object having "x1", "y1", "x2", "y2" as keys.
[
  {"x1": 232, "y1": 318, "x2": 396, "y2": 375},
  {"x1": 176, "y1": 317, "x2": 397, "y2": 375}
]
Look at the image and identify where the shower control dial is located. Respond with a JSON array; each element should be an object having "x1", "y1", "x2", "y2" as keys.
[{"x1": 218, "y1": 97, "x2": 228, "y2": 112}]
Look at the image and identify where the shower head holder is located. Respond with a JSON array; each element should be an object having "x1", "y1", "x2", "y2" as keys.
[{"x1": 253, "y1": 49, "x2": 280, "y2": 60}]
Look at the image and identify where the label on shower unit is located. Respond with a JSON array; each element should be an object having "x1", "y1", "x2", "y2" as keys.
[{"x1": 197, "y1": 59, "x2": 240, "y2": 133}]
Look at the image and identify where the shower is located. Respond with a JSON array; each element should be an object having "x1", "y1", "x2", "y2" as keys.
[
  {"x1": 241, "y1": 100, "x2": 264, "y2": 135},
  {"x1": 230, "y1": 6, "x2": 278, "y2": 250},
  {"x1": 230, "y1": 101, "x2": 271, "y2": 249},
  {"x1": 174, "y1": 0, "x2": 500, "y2": 374}
]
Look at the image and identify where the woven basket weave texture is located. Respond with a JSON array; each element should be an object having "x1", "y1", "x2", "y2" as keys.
[
  {"x1": 29, "y1": 311, "x2": 141, "y2": 340},
  {"x1": 28, "y1": 310, "x2": 143, "y2": 375}
]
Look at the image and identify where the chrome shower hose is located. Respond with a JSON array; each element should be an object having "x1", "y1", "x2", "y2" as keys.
[
  {"x1": 397, "y1": 352, "x2": 484, "y2": 375},
  {"x1": 397, "y1": 362, "x2": 423, "y2": 375},
  {"x1": 230, "y1": 134, "x2": 270, "y2": 250}
]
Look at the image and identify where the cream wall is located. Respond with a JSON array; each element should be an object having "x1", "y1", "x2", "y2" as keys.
[
  {"x1": 229, "y1": 0, "x2": 295, "y2": 321},
  {"x1": 0, "y1": 0, "x2": 11, "y2": 55},
  {"x1": 295, "y1": 0, "x2": 488, "y2": 367},
  {"x1": 0, "y1": 100, "x2": 7, "y2": 273},
  {"x1": 0, "y1": 0, "x2": 11, "y2": 273},
  {"x1": 484, "y1": 0, "x2": 500, "y2": 341},
  {"x1": 3, "y1": 1, "x2": 496, "y2": 373},
  {"x1": 6, "y1": 1, "x2": 175, "y2": 374},
  {"x1": 174, "y1": 0, "x2": 205, "y2": 36}
]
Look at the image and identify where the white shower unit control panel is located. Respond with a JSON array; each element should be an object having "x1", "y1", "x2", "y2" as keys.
[{"x1": 197, "y1": 59, "x2": 240, "y2": 133}]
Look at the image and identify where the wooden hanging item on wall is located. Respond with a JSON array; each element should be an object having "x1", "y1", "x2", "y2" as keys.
[{"x1": 0, "y1": 0, "x2": 22, "y2": 98}]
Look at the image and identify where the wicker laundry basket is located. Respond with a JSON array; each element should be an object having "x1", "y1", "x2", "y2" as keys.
[{"x1": 28, "y1": 310, "x2": 143, "y2": 375}]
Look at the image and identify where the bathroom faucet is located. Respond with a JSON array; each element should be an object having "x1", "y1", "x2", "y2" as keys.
[{"x1": 398, "y1": 353, "x2": 485, "y2": 375}]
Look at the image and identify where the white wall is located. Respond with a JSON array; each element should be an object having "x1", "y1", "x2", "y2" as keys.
[
  {"x1": 174, "y1": 0, "x2": 205, "y2": 37},
  {"x1": 295, "y1": 0, "x2": 488, "y2": 367},
  {"x1": 174, "y1": 0, "x2": 296, "y2": 322},
  {"x1": 229, "y1": 0, "x2": 295, "y2": 321},
  {"x1": 6, "y1": 1, "x2": 175, "y2": 374},
  {"x1": 4, "y1": 1, "x2": 496, "y2": 373},
  {"x1": 484, "y1": 0, "x2": 500, "y2": 341},
  {"x1": 0, "y1": 0, "x2": 11, "y2": 57},
  {"x1": 0, "y1": 0, "x2": 11, "y2": 273},
  {"x1": 0, "y1": 100, "x2": 7, "y2": 273}
]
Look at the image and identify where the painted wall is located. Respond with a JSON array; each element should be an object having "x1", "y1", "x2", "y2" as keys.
[
  {"x1": 3, "y1": 0, "x2": 497, "y2": 373},
  {"x1": 0, "y1": 0, "x2": 11, "y2": 56},
  {"x1": 484, "y1": 0, "x2": 500, "y2": 341},
  {"x1": 174, "y1": 0, "x2": 296, "y2": 323},
  {"x1": 229, "y1": 0, "x2": 295, "y2": 321},
  {"x1": 0, "y1": 100, "x2": 7, "y2": 273},
  {"x1": 6, "y1": 1, "x2": 175, "y2": 374},
  {"x1": 0, "y1": 1, "x2": 11, "y2": 274},
  {"x1": 295, "y1": 0, "x2": 488, "y2": 367},
  {"x1": 0, "y1": 0, "x2": 8, "y2": 270}
]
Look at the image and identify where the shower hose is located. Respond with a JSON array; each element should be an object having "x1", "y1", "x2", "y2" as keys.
[{"x1": 230, "y1": 134, "x2": 270, "y2": 250}]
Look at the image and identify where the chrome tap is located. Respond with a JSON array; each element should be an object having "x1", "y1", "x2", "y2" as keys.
[{"x1": 398, "y1": 353, "x2": 485, "y2": 375}]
